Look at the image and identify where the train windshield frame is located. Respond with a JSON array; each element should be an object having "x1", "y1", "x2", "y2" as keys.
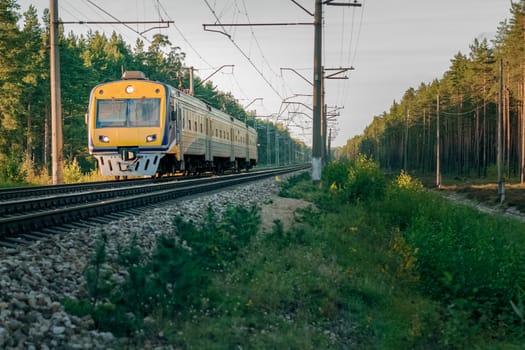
[{"x1": 95, "y1": 98, "x2": 161, "y2": 128}]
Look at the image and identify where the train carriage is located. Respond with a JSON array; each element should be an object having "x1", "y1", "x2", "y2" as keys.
[{"x1": 87, "y1": 71, "x2": 257, "y2": 178}]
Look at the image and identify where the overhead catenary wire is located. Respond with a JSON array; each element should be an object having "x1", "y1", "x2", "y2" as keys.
[
  {"x1": 333, "y1": 0, "x2": 365, "y2": 125},
  {"x1": 156, "y1": 0, "x2": 214, "y2": 68},
  {"x1": 239, "y1": 0, "x2": 282, "y2": 80},
  {"x1": 84, "y1": 0, "x2": 153, "y2": 44},
  {"x1": 202, "y1": 0, "x2": 285, "y2": 100},
  {"x1": 60, "y1": 1, "x2": 138, "y2": 45}
]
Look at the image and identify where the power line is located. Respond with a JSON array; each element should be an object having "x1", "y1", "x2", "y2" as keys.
[
  {"x1": 202, "y1": 0, "x2": 285, "y2": 100},
  {"x1": 60, "y1": 1, "x2": 135, "y2": 44},
  {"x1": 157, "y1": 1, "x2": 214, "y2": 68},
  {"x1": 84, "y1": 0, "x2": 153, "y2": 43},
  {"x1": 336, "y1": 0, "x2": 365, "y2": 122},
  {"x1": 348, "y1": 0, "x2": 365, "y2": 68},
  {"x1": 239, "y1": 0, "x2": 281, "y2": 79}
]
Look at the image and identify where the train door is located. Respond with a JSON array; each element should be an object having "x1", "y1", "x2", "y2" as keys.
[
  {"x1": 205, "y1": 116, "x2": 212, "y2": 162},
  {"x1": 230, "y1": 127, "x2": 235, "y2": 163},
  {"x1": 177, "y1": 105, "x2": 182, "y2": 143},
  {"x1": 177, "y1": 104, "x2": 184, "y2": 170},
  {"x1": 245, "y1": 131, "x2": 250, "y2": 159},
  {"x1": 169, "y1": 97, "x2": 177, "y2": 143}
]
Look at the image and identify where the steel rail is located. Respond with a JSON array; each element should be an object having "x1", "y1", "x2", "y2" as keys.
[{"x1": 0, "y1": 165, "x2": 308, "y2": 240}]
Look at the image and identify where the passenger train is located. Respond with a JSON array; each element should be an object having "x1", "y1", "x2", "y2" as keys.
[{"x1": 87, "y1": 71, "x2": 258, "y2": 178}]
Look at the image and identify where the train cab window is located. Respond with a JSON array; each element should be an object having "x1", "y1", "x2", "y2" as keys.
[{"x1": 96, "y1": 98, "x2": 160, "y2": 128}]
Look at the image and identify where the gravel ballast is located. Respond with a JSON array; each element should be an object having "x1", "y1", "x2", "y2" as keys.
[{"x1": 0, "y1": 175, "x2": 295, "y2": 349}]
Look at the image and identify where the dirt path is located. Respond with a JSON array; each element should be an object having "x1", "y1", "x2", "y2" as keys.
[
  {"x1": 438, "y1": 188, "x2": 525, "y2": 222},
  {"x1": 259, "y1": 196, "x2": 312, "y2": 233}
]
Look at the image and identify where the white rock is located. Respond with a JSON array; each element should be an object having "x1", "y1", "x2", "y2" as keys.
[{"x1": 52, "y1": 325, "x2": 66, "y2": 335}]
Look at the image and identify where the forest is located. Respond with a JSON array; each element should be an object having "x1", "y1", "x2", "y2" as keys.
[
  {"x1": 0, "y1": 0, "x2": 307, "y2": 183},
  {"x1": 336, "y1": 1, "x2": 525, "y2": 183}
]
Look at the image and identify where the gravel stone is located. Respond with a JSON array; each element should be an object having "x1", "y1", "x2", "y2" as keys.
[{"x1": 0, "y1": 174, "x2": 295, "y2": 349}]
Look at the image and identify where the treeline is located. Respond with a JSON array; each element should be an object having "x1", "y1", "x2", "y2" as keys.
[
  {"x1": 0, "y1": 1, "x2": 306, "y2": 182},
  {"x1": 336, "y1": 1, "x2": 525, "y2": 181}
]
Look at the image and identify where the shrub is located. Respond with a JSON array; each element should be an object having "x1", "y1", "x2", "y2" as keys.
[
  {"x1": 345, "y1": 155, "x2": 386, "y2": 203},
  {"x1": 149, "y1": 234, "x2": 205, "y2": 313},
  {"x1": 176, "y1": 205, "x2": 260, "y2": 272},
  {"x1": 0, "y1": 152, "x2": 27, "y2": 183},
  {"x1": 379, "y1": 173, "x2": 438, "y2": 231},
  {"x1": 63, "y1": 158, "x2": 83, "y2": 183},
  {"x1": 321, "y1": 160, "x2": 350, "y2": 190},
  {"x1": 392, "y1": 170, "x2": 423, "y2": 191}
]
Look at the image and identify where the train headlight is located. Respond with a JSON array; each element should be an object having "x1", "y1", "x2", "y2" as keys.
[
  {"x1": 125, "y1": 85, "x2": 134, "y2": 94},
  {"x1": 99, "y1": 135, "x2": 110, "y2": 143},
  {"x1": 146, "y1": 134, "x2": 157, "y2": 142}
]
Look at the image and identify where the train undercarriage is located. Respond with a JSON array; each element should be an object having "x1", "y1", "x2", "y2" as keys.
[
  {"x1": 96, "y1": 150, "x2": 256, "y2": 180},
  {"x1": 154, "y1": 153, "x2": 256, "y2": 177}
]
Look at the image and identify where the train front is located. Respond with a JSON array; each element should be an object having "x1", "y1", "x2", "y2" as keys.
[{"x1": 87, "y1": 71, "x2": 171, "y2": 178}]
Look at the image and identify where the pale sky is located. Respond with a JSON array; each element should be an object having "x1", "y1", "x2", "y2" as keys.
[{"x1": 18, "y1": 0, "x2": 512, "y2": 147}]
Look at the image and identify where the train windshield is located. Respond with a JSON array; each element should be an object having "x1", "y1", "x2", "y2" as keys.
[{"x1": 95, "y1": 98, "x2": 161, "y2": 128}]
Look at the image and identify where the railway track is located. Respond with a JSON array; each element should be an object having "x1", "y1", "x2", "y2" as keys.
[
  {"x1": 0, "y1": 165, "x2": 308, "y2": 247},
  {"x1": 0, "y1": 174, "x2": 197, "y2": 202}
]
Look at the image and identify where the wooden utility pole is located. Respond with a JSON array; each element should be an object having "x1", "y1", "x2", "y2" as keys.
[
  {"x1": 312, "y1": 0, "x2": 360, "y2": 181},
  {"x1": 187, "y1": 66, "x2": 194, "y2": 95},
  {"x1": 522, "y1": 32, "x2": 525, "y2": 183},
  {"x1": 436, "y1": 95, "x2": 441, "y2": 188},
  {"x1": 50, "y1": 0, "x2": 63, "y2": 184},
  {"x1": 328, "y1": 127, "x2": 332, "y2": 162},
  {"x1": 404, "y1": 108, "x2": 409, "y2": 171},
  {"x1": 522, "y1": 63, "x2": 525, "y2": 184},
  {"x1": 498, "y1": 59, "x2": 505, "y2": 203},
  {"x1": 311, "y1": 0, "x2": 323, "y2": 182}
]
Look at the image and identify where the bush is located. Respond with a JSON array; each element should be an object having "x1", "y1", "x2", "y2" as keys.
[
  {"x1": 392, "y1": 170, "x2": 423, "y2": 191},
  {"x1": 176, "y1": 205, "x2": 260, "y2": 272},
  {"x1": 344, "y1": 155, "x2": 386, "y2": 203},
  {"x1": 377, "y1": 171, "x2": 435, "y2": 230},
  {"x1": 321, "y1": 160, "x2": 350, "y2": 190},
  {"x1": 64, "y1": 158, "x2": 83, "y2": 183},
  {"x1": 0, "y1": 153, "x2": 27, "y2": 183}
]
